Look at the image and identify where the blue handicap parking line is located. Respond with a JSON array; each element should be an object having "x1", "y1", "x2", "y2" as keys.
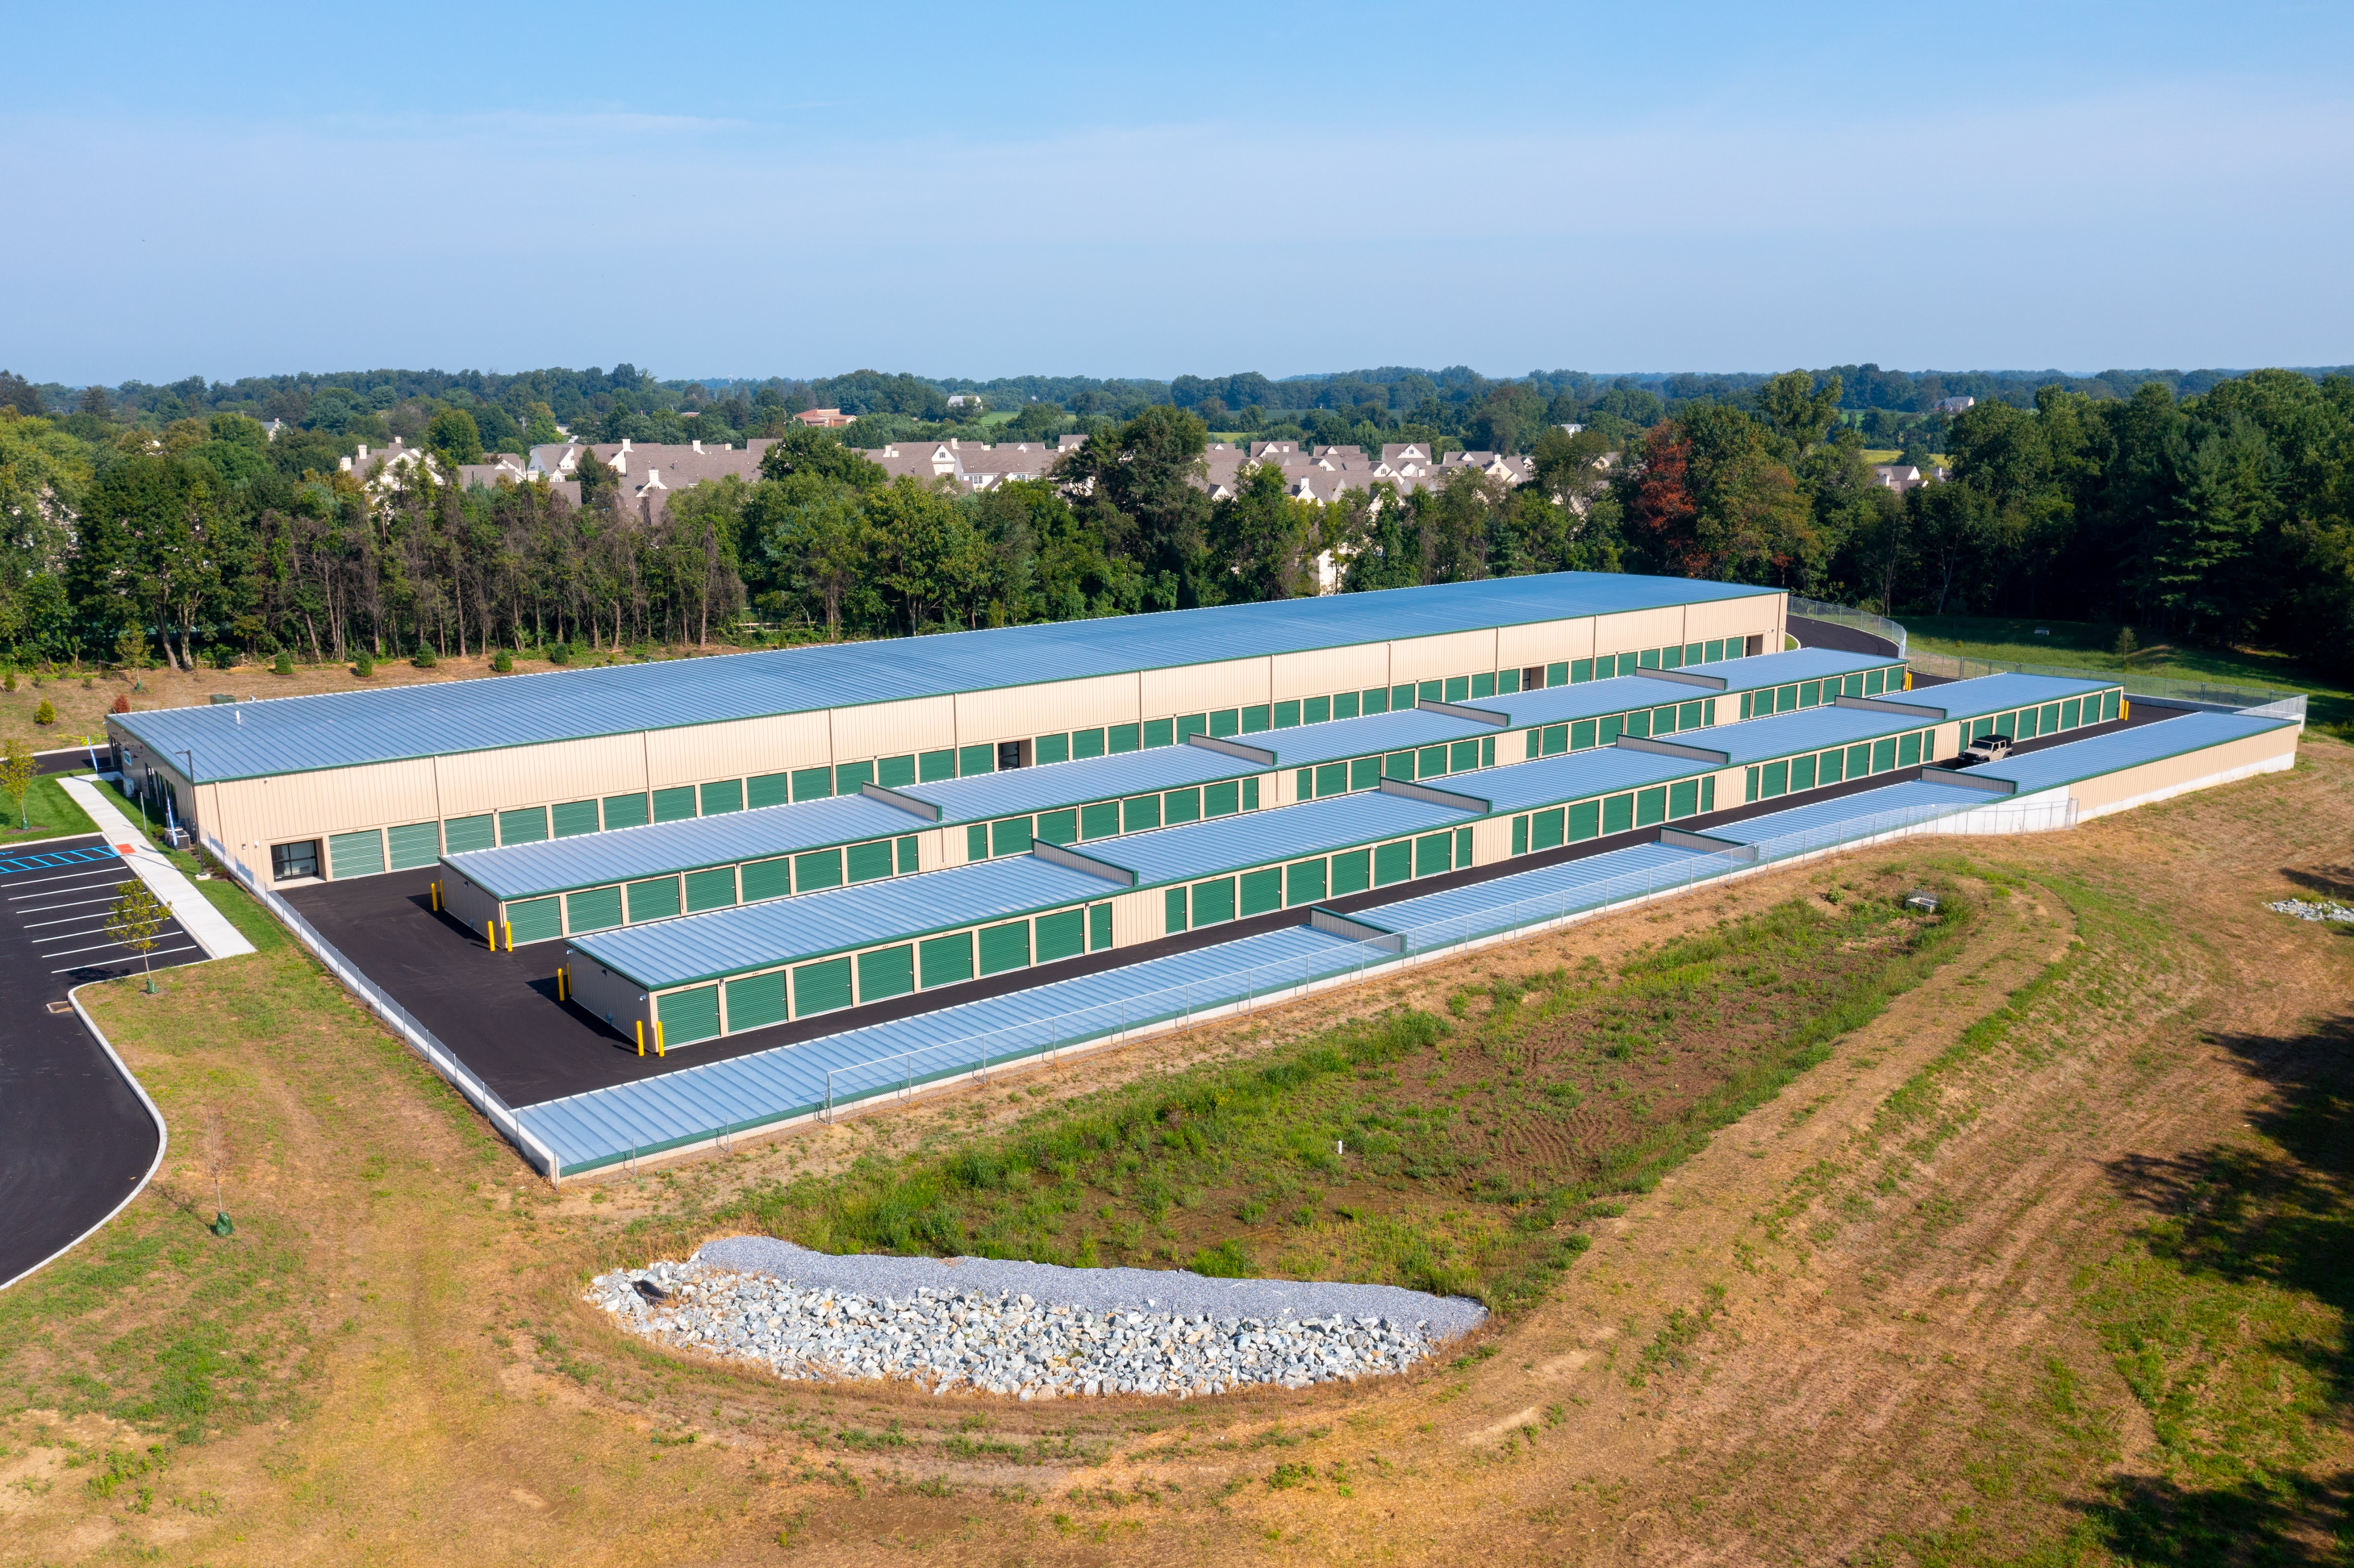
[{"x1": 0, "y1": 845, "x2": 118, "y2": 875}]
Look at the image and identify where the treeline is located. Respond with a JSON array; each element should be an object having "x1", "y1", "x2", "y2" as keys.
[{"x1": 2, "y1": 364, "x2": 2347, "y2": 681}]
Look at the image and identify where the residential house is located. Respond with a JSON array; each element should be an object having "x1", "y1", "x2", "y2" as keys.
[
  {"x1": 795, "y1": 407, "x2": 856, "y2": 428},
  {"x1": 1933, "y1": 396, "x2": 1975, "y2": 415}
]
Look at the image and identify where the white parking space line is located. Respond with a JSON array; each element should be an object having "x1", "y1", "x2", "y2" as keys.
[
  {"x1": 14, "y1": 894, "x2": 135, "y2": 914},
  {"x1": 5, "y1": 868, "x2": 131, "y2": 894},
  {"x1": 51, "y1": 943, "x2": 199, "y2": 975},
  {"x1": 40, "y1": 936, "x2": 187, "y2": 961}
]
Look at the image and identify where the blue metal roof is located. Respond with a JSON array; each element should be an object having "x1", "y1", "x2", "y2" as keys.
[
  {"x1": 1661, "y1": 645, "x2": 1897, "y2": 693},
  {"x1": 115, "y1": 571, "x2": 1776, "y2": 783},
  {"x1": 1084, "y1": 789, "x2": 1474, "y2": 884},
  {"x1": 1712, "y1": 705, "x2": 1914, "y2": 765},
  {"x1": 1354, "y1": 840, "x2": 1728, "y2": 942},
  {"x1": 447, "y1": 793, "x2": 926, "y2": 900},
  {"x1": 567, "y1": 854, "x2": 1115, "y2": 989},
  {"x1": 515, "y1": 925, "x2": 1369, "y2": 1170},
  {"x1": 1704, "y1": 778, "x2": 1998, "y2": 846},
  {"x1": 905, "y1": 744, "x2": 1248, "y2": 821},
  {"x1": 1900, "y1": 671, "x2": 2115, "y2": 720},
  {"x1": 1259, "y1": 707, "x2": 1480, "y2": 768},
  {"x1": 1966, "y1": 711, "x2": 2295, "y2": 795},
  {"x1": 1477, "y1": 747, "x2": 1704, "y2": 812}
]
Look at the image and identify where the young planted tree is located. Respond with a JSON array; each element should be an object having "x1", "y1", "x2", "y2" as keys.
[
  {"x1": 0, "y1": 735, "x2": 35, "y2": 830},
  {"x1": 106, "y1": 877, "x2": 169, "y2": 993}
]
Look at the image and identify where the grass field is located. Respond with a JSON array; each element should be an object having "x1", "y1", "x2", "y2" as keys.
[
  {"x1": 1907, "y1": 612, "x2": 2354, "y2": 737},
  {"x1": 0, "y1": 733, "x2": 2346, "y2": 1564},
  {"x1": 0, "y1": 772, "x2": 98, "y2": 846}
]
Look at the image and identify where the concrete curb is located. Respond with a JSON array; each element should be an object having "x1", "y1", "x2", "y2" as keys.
[{"x1": 0, "y1": 985, "x2": 170, "y2": 1294}]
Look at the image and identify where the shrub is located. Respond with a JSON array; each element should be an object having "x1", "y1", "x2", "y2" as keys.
[
  {"x1": 352, "y1": 649, "x2": 375, "y2": 678},
  {"x1": 492, "y1": 649, "x2": 513, "y2": 673},
  {"x1": 2, "y1": 671, "x2": 12, "y2": 692},
  {"x1": 412, "y1": 645, "x2": 437, "y2": 669},
  {"x1": 548, "y1": 643, "x2": 573, "y2": 666},
  {"x1": 273, "y1": 650, "x2": 295, "y2": 676},
  {"x1": 110, "y1": 694, "x2": 131, "y2": 714},
  {"x1": 34, "y1": 700, "x2": 56, "y2": 725}
]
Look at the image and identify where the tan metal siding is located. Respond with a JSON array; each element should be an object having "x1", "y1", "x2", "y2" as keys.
[
  {"x1": 1110, "y1": 886, "x2": 1163, "y2": 944},
  {"x1": 957, "y1": 673, "x2": 1140, "y2": 747},
  {"x1": 644, "y1": 711, "x2": 828, "y2": 790},
  {"x1": 1594, "y1": 607, "x2": 1684, "y2": 658},
  {"x1": 437, "y1": 735, "x2": 640, "y2": 815},
  {"x1": 1388, "y1": 629, "x2": 1498, "y2": 684},
  {"x1": 1141, "y1": 657, "x2": 1267, "y2": 716},
  {"x1": 1270, "y1": 644, "x2": 1390, "y2": 703},
  {"x1": 1682, "y1": 595, "x2": 1777, "y2": 643},
  {"x1": 1496, "y1": 616, "x2": 1591, "y2": 669},
  {"x1": 831, "y1": 693, "x2": 957, "y2": 761},
  {"x1": 1468, "y1": 815, "x2": 1516, "y2": 866},
  {"x1": 2067, "y1": 726, "x2": 2298, "y2": 815}
]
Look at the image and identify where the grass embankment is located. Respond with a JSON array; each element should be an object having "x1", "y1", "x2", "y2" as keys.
[
  {"x1": 706, "y1": 873, "x2": 1973, "y2": 1312},
  {"x1": 0, "y1": 772, "x2": 98, "y2": 845},
  {"x1": 1906, "y1": 612, "x2": 2354, "y2": 738}
]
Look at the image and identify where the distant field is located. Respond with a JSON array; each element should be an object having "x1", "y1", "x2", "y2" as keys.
[{"x1": 1904, "y1": 613, "x2": 2352, "y2": 736}]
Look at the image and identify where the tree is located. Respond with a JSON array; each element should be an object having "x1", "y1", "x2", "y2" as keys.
[
  {"x1": 1754, "y1": 370, "x2": 1844, "y2": 459},
  {"x1": 524, "y1": 402, "x2": 562, "y2": 445},
  {"x1": 426, "y1": 406, "x2": 484, "y2": 466},
  {"x1": 1210, "y1": 462, "x2": 1317, "y2": 601},
  {"x1": 1058, "y1": 406, "x2": 1212, "y2": 603},
  {"x1": 744, "y1": 479, "x2": 873, "y2": 637},
  {"x1": 0, "y1": 735, "x2": 33, "y2": 829},
  {"x1": 757, "y1": 427, "x2": 887, "y2": 489},
  {"x1": 106, "y1": 878, "x2": 168, "y2": 993}
]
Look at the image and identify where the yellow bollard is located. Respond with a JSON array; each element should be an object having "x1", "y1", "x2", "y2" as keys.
[
  {"x1": 2120, "y1": 698, "x2": 2130, "y2": 721},
  {"x1": 485, "y1": 919, "x2": 495, "y2": 950},
  {"x1": 431, "y1": 881, "x2": 441, "y2": 912},
  {"x1": 1903, "y1": 669, "x2": 1913, "y2": 691},
  {"x1": 655, "y1": 1020, "x2": 666, "y2": 1058},
  {"x1": 635, "y1": 1019, "x2": 645, "y2": 1057},
  {"x1": 503, "y1": 919, "x2": 513, "y2": 952},
  {"x1": 557, "y1": 967, "x2": 567, "y2": 1001}
]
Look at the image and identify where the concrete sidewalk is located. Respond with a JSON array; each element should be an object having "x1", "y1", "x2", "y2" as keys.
[{"x1": 58, "y1": 776, "x2": 256, "y2": 960}]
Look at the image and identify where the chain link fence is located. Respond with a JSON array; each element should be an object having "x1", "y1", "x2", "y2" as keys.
[{"x1": 1788, "y1": 596, "x2": 1909, "y2": 657}]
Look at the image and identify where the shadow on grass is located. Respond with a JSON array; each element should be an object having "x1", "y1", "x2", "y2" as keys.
[
  {"x1": 2088, "y1": 1013, "x2": 2354, "y2": 1563},
  {"x1": 2279, "y1": 866, "x2": 2354, "y2": 905}
]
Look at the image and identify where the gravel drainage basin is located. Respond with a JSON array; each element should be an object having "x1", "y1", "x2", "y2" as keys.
[{"x1": 584, "y1": 1236, "x2": 1487, "y2": 1400}]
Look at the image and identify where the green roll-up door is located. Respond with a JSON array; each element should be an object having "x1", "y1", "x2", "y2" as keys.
[
  {"x1": 1898, "y1": 731, "x2": 1923, "y2": 766},
  {"x1": 1637, "y1": 787, "x2": 1667, "y2": 826},
  {"x1": 1444, "y1": 676, "x2": 1469, "y2": 702},
  {"x1": 833, "y1": 761, "x2": 872, "y2": 796},
  {"x1": 1761, "y1": 761, "x2": 1789, "y2": 798},
  {"x1": 795, "y1": 848, "x2": 844, "y2": 891},
  {"x1": 1360, "y1": 687, "x2": 1390, "y2": 715},
  {"x1": 1568, "y1": 801, "x2": 1599, "y2": 841},
  {"x1": 1238, "y1": 866, "x2": 1283, "y2": 916},
  {"x1": 1471, "y1": 672, "x2": 1496, "y2": 697},
  {"x1": 1373, "y1": 840, "x2": 1411, "y2": 885},
  {"x1": 1108, "y1": 723, "x2": 1140, "y2": 753},
  {"x1": 1512, "y1": 815, "x2": 1528, "y2": 855},
  {"x1": 443, "y1": 813, "x2": 494, "y2": 853},
  {"x1": 991, "y1": 818, "x2": 1032, "y2": 857},
  {"x1": 1036, "y1": 808, "x2": 1078, "y2": 844},
  {"x1": 790, "y1": 767, "x2": 832, "y2": 801},
  {"x1": 792, "y1": 958, "x2": 853, "y2": 1017},
  {"x1": 2102, "y1": 690, "x2": 2120, "y2": 721},
  {"x1": 1871, "y1": 737, "x2": 1897, "y2": 772},
  {"x1": 498, "y1": 806, "x2": 548, "y2": 845},
  {"x1": 1033, "y1": 732, "x2": 1070, "y2": 765},
  {"x1": 684, "y1": 866, "x2": 736, "y2": 912},
  {"x1": 657, "y1": 985, "x2": 722, "y2": 1044},
  {"x1": 1790, "y1": 754, "x2": 1816, "y2": 791},
  {"x1": 1209, "y1": 708, "x2": 1239, "y2": 736},
  {"x1": 740, "y1": 857, "x2": 791, "y2": 902},
  {"x1": 958, "y1": 744, "x2": 994, "y2": 776},
  {"x1": 1035, "y1": 909, "x2": 1085, "y2": 964},
  {"x1": 1143, "y1": 718, "x2": 1172, "y2": 747},
  {"x1": 725, "y1": 971, "x2": 789, "y2": 1032},
  {"x1": 386, "y1": 821, "x2": 441, "y2": 870},
  {"x1": 700, "y1": 779, "x2": 744, "y2": 815},
  {"x1": 1533, "y1": 807, "x2": 1566, "y2": 849},
  {"x1": 1122, "y1": 795, "x2": 1160, "y2": 832},
  {"x1": 552, "y1": 799, "x2": 600, "y2": 838},
  {"x1": 977, "y1": 920, "x2": 1030, "y2": 976},
  {"x1": 1330, "y1": 849, "x2": 1370, "y2": 896},
  {"x1": 328, "y1": 829, "x2": 384, "y2": 880},
  {"x1": 602, "y1": 792, "x2": 650, "y2": 829},
  {"x1": 1273, "y1": 700, "x2": 1300, "y2": 729},
  {"x1": 1569, "y1": 720, "x2": 1595, "y2": 750},
  {"x1": 1333, "y1": 692, "x2": 1361, "y2": 720},
  {"x1": 1191, "y1": 877, "x2": 1235, "y2": 925},
  {"x1": 626, "y1": 877, "x2": 679, "y2": 922},
  {"x1": 1239, "y1": 706, "x2": 1270, "y2": 734},
  {"x1": 1413, "y1": 833, "x2": 1452, "y2": 877},
  {"x1": 1624, "y1": 710, "x2": 1650, "y2": 739},
  {"x1": 1847, "y1": 743, "x2": 1870, "y2": 778},
  {"x1": 1819, "y1": 749, "x2": 1844, "y2": 785},
  {"x1": 1071, "y1": 727, "x2": 1107, "y2": 759},
  {"x1": 1669, "y1": 780, "x2": 1698, "y2": 817},
  {"x1": 652, "y1": 785, "x2": 697, "y2": 822},
  {"x1": 857, "y1": 944, "x2": 915, "y2": 1002},
  {"x1": 1305, "y1": 695, "x2": 1332, "y2": 723},
  {"x1": 1448, "y1": 740, "x2": 1478, "y2": 772},
  {"x1": 1079, "y1": 800, "x2": 1119, "y2": 838},
  {"x1": 895, "y1": 836, "x2": 919, "y2": 873},
  {"x1": 1165, "y1": 886, "x2": 1189, "y2": 932},
  {"x1": 1203, "y1": 781, "x2": 1239, "y2": 818},
  {"x1": 2061, "y1": 698, "x2": 2082, "y2": 728},
  {"x1": 506, "y1": 896, "x2": 561, "y2": 945},
  {"x1": 1542, "y1": 724, "x2": 1567, "y2": 756},
  {"x1": 876, "y1": 754, "x2": 916, "y2": 788},
  {"x1": 1454, "y1": 826, "x2": 1472, "y2": 865},
  {"x1": 565, "y1": 885, "x2": 623, "y2": 933},
  {"x1": 919, "y1": 932, "x2": 973, "y2": 988},
  {"x1": 1603, "y1": 792, "x2": 1636, "y2": 833},
  {"x1": 1285, "y1": 858, "x2": 1326, "y2": 906},
  {"x1": 747, "y1": 772, "x2": 791, "y2": 808},
  {"x1": 1088, "y1": 903, "x2": 1113, "y2": 951},
  {"x1": 1418, "y1": 745, "x2": 1447, "y2": 778},
  {"x1": 918, "y1": 749, "x2": 956, "y2": 783},
  {"x1": 1164, "y1": 788, "x2": 1202, "y2": 825},
  {"x1": 846, "y1": 840, "x2": 895, "y2": 882},
  {"x1": 1349, "y1": 756, "x2": 1380, "y2": 791},
  {"x1": 966, "y1": 823, "x2": 989, "y2": 860}
]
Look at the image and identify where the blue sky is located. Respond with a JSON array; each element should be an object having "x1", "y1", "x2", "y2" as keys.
[{"x1": 8, "y1": 2, "x2": 2352, "y2": 384}]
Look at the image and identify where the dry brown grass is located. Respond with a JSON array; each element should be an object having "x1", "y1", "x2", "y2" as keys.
[{"x1": 2, "y1": 734, "x2": 2348, "y2": 1566}]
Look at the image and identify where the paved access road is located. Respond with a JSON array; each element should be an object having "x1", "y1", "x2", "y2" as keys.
[{"x1": 0, "y1": 834, "x2": 199, "y2": 1288}]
